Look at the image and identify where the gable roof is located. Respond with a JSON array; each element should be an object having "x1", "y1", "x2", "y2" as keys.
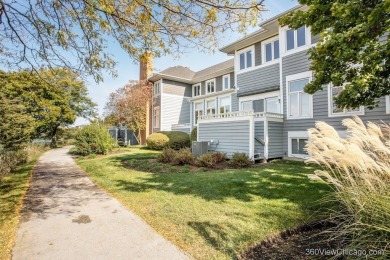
[{"x1": 148, "y1": 59, "x2": 234, "y2": 83}]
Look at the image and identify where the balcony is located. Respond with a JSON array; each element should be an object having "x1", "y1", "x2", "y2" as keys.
[{"x1": 198, "y1": 111, "x2": 283, "y2": 121}]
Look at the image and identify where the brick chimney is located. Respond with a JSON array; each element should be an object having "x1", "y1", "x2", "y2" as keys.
[{"x1": 139, "y1": 50, "x2": 154, "y2": 81}]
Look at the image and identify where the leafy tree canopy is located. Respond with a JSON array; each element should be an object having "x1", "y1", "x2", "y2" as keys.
[
  {"x1": 0, "y1": 0, "x2": 264, "y2": 82},
  {"x1": 280, "y1": 0, "x2": 389, "y2": 109},
  {"x1": 0, "y1": 69, "x2": 96, "y2": 148}
]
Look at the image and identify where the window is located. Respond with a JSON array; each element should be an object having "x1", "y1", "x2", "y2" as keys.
[
  {"x1": 222, "y1": 74, "x2": 230, "y2": 90},
  {"x1": 193, "y1": 84, "x2": 201, "y2": 97},
  {"x1": 291, "y1": 138, "x2": 308, "y2": 155},
  {"x1": 288, "y1": 131, "x2": 309, "y2": 158},
  {"x1": 241, "y1": 97, "x2": 280, "y2": 113},
  {"x1": 206, "y1": 79, "x2": 215, "y2": 94},
  {"x1": 153, "y1": 82, "x2": 160, "y2": 95},
  {"x1": 206, "y1": 99, "x2": 216, "y2": 115},
  {"x1": 153, "y1": 107, "x2": 160, "y2": 128},
  {"x1": 194, "y1": 102, "x2": 203, "y2": 125},
  {"x1": 386, "y1": 96, "x2": 390, "y2": 114},
  {"x1": 286, "y1": 26, "x2": 307, "y2": 51},
  {"x1": 238, "y1": 46, "x2": 254, "y2": 70},
  {"x1": 242, "y1": 101, "x2": 253, "y2": 111},
  {"x1": 219, "y1": 96, "x2": 231, "y2": 113},
  {"x1": 329, "y1": 85, "x2": 364, "y2": 116},
  {"x1": 287, "y1": 73, "x2": 313, "y2": 119},
  {"x1": 263, "y1": 37, "x2": 280, "y2": 63}
]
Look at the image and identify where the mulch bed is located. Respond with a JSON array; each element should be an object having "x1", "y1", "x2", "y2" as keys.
[{"x1": 240, "y1": 220, "x2": 348, "y2": 260}]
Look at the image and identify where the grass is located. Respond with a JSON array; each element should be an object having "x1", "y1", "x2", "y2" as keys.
[
  {"x1": 0, "y1": 157, "x2": 41, "y2": 260},
  {"x1": 77, "y1": 147, "x2": 332, "y2": 259}
]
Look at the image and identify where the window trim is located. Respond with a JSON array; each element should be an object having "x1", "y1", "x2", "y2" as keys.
[
  {"x1": 153, "y1": 106, "x2": 160, "y2": 128},
  {"x1": 236, "y1": 45, "x2": 255, "y2": 71},
  {"x1": 193, "y1": 101, "x2": 204, "y2": 126},
  {"x1": 386, "y1": 95, "x2": 390, "y2": 114},
  {"x1": 205, "y1": 79, "x2": 216, "y2": 94},
  {"x1": 239, "y1": 90, "x2": 281, "y2": 112},
  {"x1": 328, "y1": 84, "x2": 365, "y2": 117},
  {"x1": 192, "y1": 83, "x2": 201, "y2": 97},
  {"x1": 262, "y1": 35, "x2": 280, "y2": 64},
  {"x1": 284, "y1": 26, "x2": 310, "y2": 53},
  {"x1": 287, "y1": 131, "x2": 309, "y2": 158},
  {"x1": 218, "y1": 95, "x2": 232, "y2": 114},
  {"x1": 222, "y1": 74, "x2": 230, "y2": 90},
  {"x1": 286, "y1": 71, "x2": 313, "y2": 120}
]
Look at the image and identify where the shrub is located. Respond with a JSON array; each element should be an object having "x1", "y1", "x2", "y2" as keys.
[
  {"x1": 196, "y1": 152, "x2": 217, "y2": 168},
  {"x1": 146, "y1": 133, "x2": 169, "y2": 150},
  {"x1": 75, "y1": 123, "x2": 117, "y2": 155},
  {"x1": 88, "y1": 153, "x2": 97, "y2": 159},
  {"x1": 190, "y1": 127, "x2": 197, "y2": 142},
  {"x1": 228, "y1": 152, "x2": 252, "y2": 168},
  {"x1": 159, "y1": 131, "x2": 191, "y2": 150},
  {"x1": 157, "y1": 148, "x2": 177, "y2": 163},
  {"x1": 212, "y1": 151, "x2": 227, "y2": 163},
  {"x1": 172, "y1": 148, "x2": 195, "y2": 166},
  {"x1": 306, "y1": 117, "x2": 390, "y2": 253}
]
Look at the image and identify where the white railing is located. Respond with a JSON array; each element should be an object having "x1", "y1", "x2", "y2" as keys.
[{"x1": 198, "y1": 111, "x2": 283, "y2": 121}]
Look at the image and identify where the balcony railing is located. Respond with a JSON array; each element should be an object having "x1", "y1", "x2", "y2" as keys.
[{"x1": 198, "y1": 111, "x2": 283, "y2": 121}]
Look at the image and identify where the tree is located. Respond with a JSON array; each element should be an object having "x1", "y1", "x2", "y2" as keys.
[
  {"x1": 0, "y1": 0, "x2": 264, "y2": 82},
  {"x1": 279, "y1": 0, "x2": 389, "y2": 109},
  {"x1": 105, "y1": 80, "x2": 152, "y2": 143},
  {"x1": 0, "y1": 69, "x2": 96, "y2": 148}
]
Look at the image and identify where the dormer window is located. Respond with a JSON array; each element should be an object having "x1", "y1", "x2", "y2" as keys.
[
  {"x1": 206, "y1": 79, "x2": 215, "y2": 94},
  {"x1": 193, "y1": 84, "x2": 201, "y2": 97},
  {"x1": 262, "y1": 36, "x2": 280, "y2": 63},
  {"x1": 286, "y1": 26, "x2": 307, "y2": 51},
  {"x1": 237, "y1": 46, "x2": 254, "y2": 70}
]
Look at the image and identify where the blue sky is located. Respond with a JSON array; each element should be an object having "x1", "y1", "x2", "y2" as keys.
[{"x1": 74, "y1": 0, "x2": 298, "y2": 125}]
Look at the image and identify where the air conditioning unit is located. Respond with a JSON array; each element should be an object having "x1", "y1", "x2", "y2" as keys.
[{"x1": 192, "y1": 141, "x2": 209, "y2": 157}]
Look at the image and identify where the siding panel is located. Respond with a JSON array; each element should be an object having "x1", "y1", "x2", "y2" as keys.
[
  {"x1": 163, "y1": 79, "x2": 192, "y2": 97},
  {"x1": 237, "y1": 63, "x2": 280, "y2": 94},
  {"x1": 161, "y1": 94, "x2": 191, "y2": 131},
  {"x1": 254, "y1": 121, "x2": 264, "y2": 156},
  {"x1": 268, "y1": 121, "x2": 283, "y2": 158},
  {"x1": 198, "y1": 120, "x2": 250, "y2": 156}
]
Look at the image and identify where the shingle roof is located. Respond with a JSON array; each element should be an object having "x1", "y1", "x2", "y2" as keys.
[
  {"x1": 158, "y1": 66, "x2": 195, "y2": 80},
  {"x1": 150, "y1": 59, "x2": 234, "y2": 82}
]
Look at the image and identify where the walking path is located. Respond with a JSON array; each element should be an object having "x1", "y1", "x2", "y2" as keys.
[{"x1": 12, "y1": 147, "x2": 188, "y2": 260}]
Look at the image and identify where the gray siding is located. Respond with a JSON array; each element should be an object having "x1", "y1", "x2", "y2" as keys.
[
  {"x1": 230, "y1": 72, "x2": 235, "y2": 88},
  {"x1": 254, "y1": 121, "x2": 264, "y2": 157},
  {"x1": 198, "y1": 120, "x2": 250, "y2": 157},
  {"x1": 237, "y1": 63, "x2": 280, "y2": 93},
  {"x1": 163, "y1": 79, "x2": 192, "y2": 97},
  {"x1": 195, "y1": 72, "x2": 235, "y2": 96},
  {"x1": 231, "y1": 93, "x2": 239, "y2": 112},
  {"x1": 171, "y1": 126, "x2": 191, "y2": 134},
  {"x1": 216, "y1": 75, "x2": 222, "y2": 92},
  {"x1": 282, "y1": 49, "x2": 390, "y2": 154},
  {"x1": 311, "y1": 34, "x2": 320, "y2": 44},
  {"x1": 268, "y1": 121, "x2": 283, "y2": 158}
]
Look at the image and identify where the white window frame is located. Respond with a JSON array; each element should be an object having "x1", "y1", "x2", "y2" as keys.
[
  {"x1": 262, "y1": 36, "x2": 280, "y2": 64},
  {"x1": 193, "y1": 101, "x2": 204, "y2": 126},
  {"x1": 386, "y1": 95, "x2": 390, "y2": 114},
  {"x1": 206, "y1": 98, "x2": 216, "y2": 115},
  {"x1": 328, "y1": 85, "x2": 365, "y2": 117},
  {"x1": 286, "y1": 71, "x2": 313, "y2": 119},
  {"x1": 288, "y1": 131, "x2": 309, "y2": 158},
  {"x1": 222, "y1": 74, "x2": 230, "y2": 90},
  {"x1": 236, "y1": 45, "x2": 255, "y2": 71},
  {"x1": 192, "y1": 83, "x2": 201, "y2": 97},
  {"x1": 218, "y1": 95, "x2": 231, "y2": 114},
  {"x1": 285, "y1": 26, "x2": 308, "y2": 52},
  {"x1": 153, "y1": 106, "x2": 160, "y2": 128},
  {"x1": 279, "y1": 25, "x2": 312, "y2": 56},
  {"x1": 239, "y1": 90, "x2": 281, "y2": 113},
  {"x1": 153, "y1": 80, "x2": 161, "y2": 96},
  {"x1": 205, "y1": 79, "x2": 216, "y2": 94}
]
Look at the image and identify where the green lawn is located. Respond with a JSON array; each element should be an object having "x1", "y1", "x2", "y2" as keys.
[
  {"x1": 77, "y1": 147, "x2": 332, "y2": 259},
  {"x1": 0, "y1": 158, "x2": 40, "y2": 260}
]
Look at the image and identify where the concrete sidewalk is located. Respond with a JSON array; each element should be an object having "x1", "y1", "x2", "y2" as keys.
[{"x1": 12, "y1": 147, "x2": 188, "y2": 260}]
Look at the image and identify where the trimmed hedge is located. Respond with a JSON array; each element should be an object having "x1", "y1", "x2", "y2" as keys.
[
  {"x1": 158, "y1": 131, "x2": 191, "y2": 150},
  {"x1": 146, "y1": 133, "x2": 169, "y2": 150}
]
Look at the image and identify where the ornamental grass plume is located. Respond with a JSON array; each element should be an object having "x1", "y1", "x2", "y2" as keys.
[{"x1": 306, "y1": 116, "x2": 389, "y2": 255}]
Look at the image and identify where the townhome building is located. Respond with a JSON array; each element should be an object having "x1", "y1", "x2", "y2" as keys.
[{"x1": 149, "y1": 5, "x2": 390, "y2": 160}]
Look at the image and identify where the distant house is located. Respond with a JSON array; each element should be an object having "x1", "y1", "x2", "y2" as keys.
[{"x1": 148, "y1": 5, "x2": 390, "y2": 160}]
